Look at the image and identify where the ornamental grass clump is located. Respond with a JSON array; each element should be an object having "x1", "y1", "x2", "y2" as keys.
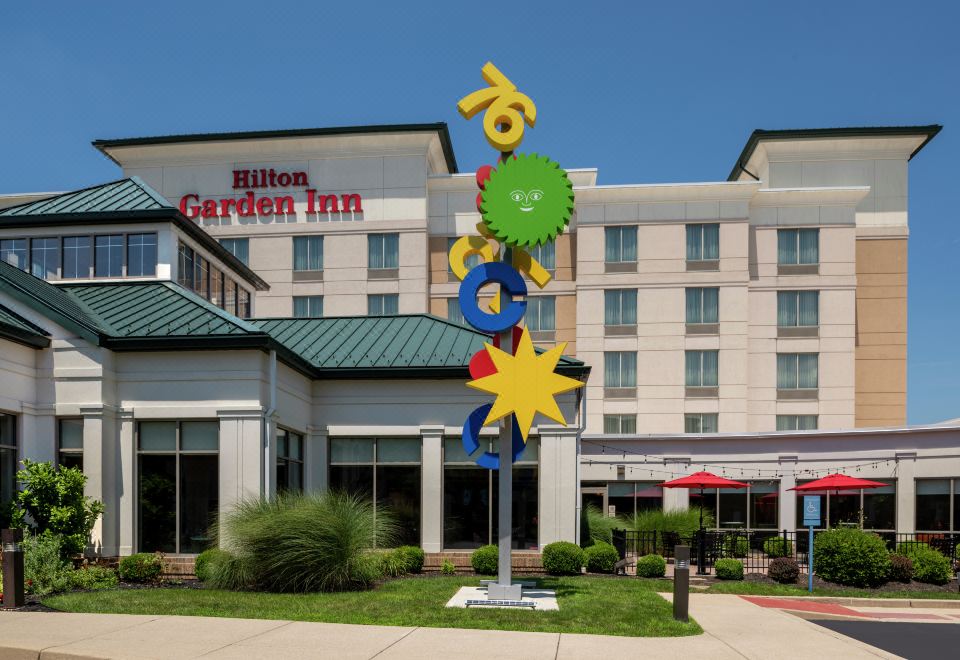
[
  {"x1": 582, "y1": 504, "x2": 624, "y2": 547},
  {"x1": 636, "y1": 554, "x2": 667, "y2": 578},
  {"x1": 541, "y1": 541, "x2": 584, "y2": 575},
  {"x1": 210, "y1": 491, "x2": 397, "y2": 592},
  {"x1": 812, "y1": 528, "x2": 890, "y2": 588}
]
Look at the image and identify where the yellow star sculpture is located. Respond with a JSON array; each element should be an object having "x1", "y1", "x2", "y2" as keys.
[{"x1": 466, "y1": 326, "x2": 584, "y2": 440}]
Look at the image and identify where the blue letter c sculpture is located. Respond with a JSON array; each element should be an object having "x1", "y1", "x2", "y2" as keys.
[
  {"x1": 462, "y1": 403, "x2": 525, "y2": 469},
  {"x1": 458, "y1": 261, "x2": 527, "y2": 333}
]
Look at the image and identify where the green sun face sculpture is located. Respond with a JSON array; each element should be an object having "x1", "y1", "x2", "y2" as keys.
[{"x1": 480, "y1": 153, "x2": 575, "y2": 248}]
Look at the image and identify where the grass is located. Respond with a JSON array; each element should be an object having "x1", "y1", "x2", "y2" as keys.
[
  {"x1": 702, "y1": 581, "x2": 960, "y2": 599},
  {"x1": 44, "y1": 576, "x2": 699, "y2": 638}
]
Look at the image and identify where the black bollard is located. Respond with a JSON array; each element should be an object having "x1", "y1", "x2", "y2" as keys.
[
  {"x1": 1, "y1": 529, "x2": 25, "y2": 608},
  {"x1": 696, "y1": 528, "x2": 707, "y2": 575},
  {"x1": 673, "y1": 544, "x2": 690, "y2": 622}
]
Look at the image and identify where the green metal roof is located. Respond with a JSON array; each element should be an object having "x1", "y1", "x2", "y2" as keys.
[
  {"x1": 0, "y1": 303, "x2": 50, "y2": 348},
  {"x1": 0, "y1": 177, "x2": 172, "y2": 216}
]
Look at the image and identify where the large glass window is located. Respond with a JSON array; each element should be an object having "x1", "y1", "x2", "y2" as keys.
[
  {"x1": 177, "y1": 243, "x2": 195, "y2": 290},
  {"x1": 369, "y1": 233, "x2": 399, "y2": 270},
  {"x1": 137, "y1": 421, "x2": 219, "y2": 554},
  {"x1": 776, "y1": 415, "x2": 818, "y2": 431},
  {"x1": 777, "y1": 353, "x2": 818, "y2": 389},
  {"x1": 329, "y1": 437, "x2": 421, "y2": 546},
  {"x1": 685, "y1": 350, "x2": 719, "y2": 387},
  {"x1": 526, "y1": 296, "x2": 555, "y2": 332},
  {"x1": 0, "y1": 414, "x2": 16, "y2": 517},
  {"x1": 795, "y1": 480, "x2": 896, "y2": 530},
  {"x1": 31, "y1": 237, "x2": 59, "y2": 279},
  {"x1": 1, "y1": 239, "x2": 28, "y2": 270},
  {"x1": 603, "y1": 414, "x2": 636, "y2": 434},
  {"x1": 778, "y1": 291, "x2": 819, "y2": 327},
  {"x1": 447, "y1": 298, "x2": 465, "y2": 325},
  {"x1": 127, "y1": 233, "x2": 158, "y2": 276},
  {"x1": 224, "y1": 279, "x2": 237, "y2": 314},
  {"x1": 58, "y1": 418, "x2": 83, "y2": 470},
  {"x1": 686, "y1": 224, "x2": 720, "y2": 261},
  {"x1": 684, "y1": 413, "x2": 718, "y2": 433},
  {"x1": 915, "y1": 479, "x2": 960, "y2": 532},
  {"x1": 609, "y1": 482, "x2": 662, "y2": 518},
  {"x1": 443, "y1": 437, "x2": 539, "y2": 549},
  {"x1": 686, "y1": 288, "x2": 719, "y2": 324},
  {"x1": 604, "y1": 226, "x2": 637, "y2": 263},
  {"x1": 778, "y1": 228, "x2": 819, "y2": 265},
  {"x1": 604, "y1": 289, "x2": 637, "y2": 326},
  {"x1": 219, "y1": 238, "x2": 249, "y2": 266},
  {"x1": 238, "y1": 288, "x2": 251, "y2": 318},
  {"x1": 293, "y1": 296, "x2": 323, "y2": 318},
  {"x1": 368, "y1": 294, "x2": 399, "y2": 315},
  {"x1": 62, "y1": 236, "x2": 92, "y2": 279},
  {"x1": 693, "y1": 481, "x2": 779, "y2": 530},
  {"x1": 210, "y1": 268, "x2": 223, "y2": 308},
  {"x1": 95, "y1": 234, "x2": 124, "y2": 277},
  {"x1": 293, "y1": 236, "x2": 323, "y2": 272},
  {"x1": 604, "y1": 351, "x2": 637, "y2": 388},
  {"x1": 276, "y1": 428, "x2": 303, "y2": 494},
  {"x1": 194, "y1": 255, "x2": 210, "y2": 299}
]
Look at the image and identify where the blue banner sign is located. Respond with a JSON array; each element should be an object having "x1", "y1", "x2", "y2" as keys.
[{"x1": 803, "y1": 495, "x2": 821, "y2": 526}]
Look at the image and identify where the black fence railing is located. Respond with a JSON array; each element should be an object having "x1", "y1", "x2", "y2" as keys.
[{"x1": 611, "y1": 529, "x2": 960, "y2": 576}]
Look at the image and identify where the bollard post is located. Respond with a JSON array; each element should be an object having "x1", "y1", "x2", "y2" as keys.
[
  {"x1": 673, "y1": 544, "x2": 690, "y2": 622},
  {"x1": 1, "y1": 528, "x2": 25, "y2": 608}
]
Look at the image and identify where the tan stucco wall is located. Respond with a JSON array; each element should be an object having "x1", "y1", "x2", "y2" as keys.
[{"x1": 855, "y1": 237, "x2": 907, "y2": 427}]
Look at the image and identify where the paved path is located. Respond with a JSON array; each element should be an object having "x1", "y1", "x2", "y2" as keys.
[{"x1": 0, "y1": 594, "x2": 903, "y2": 659}]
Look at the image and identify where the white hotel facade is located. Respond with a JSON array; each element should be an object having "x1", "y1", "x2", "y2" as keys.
[{"x1": 0, "y1": 123, "x2": 957, "y2": 566}]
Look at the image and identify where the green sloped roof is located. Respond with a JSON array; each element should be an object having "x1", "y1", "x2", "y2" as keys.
[
  {"x1": 0, "y1": 177, "x2": 172, "y2": 217},
  {"x1": 0, "y1": 303, "x2": 50, "y2": 348}
]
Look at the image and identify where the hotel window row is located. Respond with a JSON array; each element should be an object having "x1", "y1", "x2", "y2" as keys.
[
  {"x1": 177, "y1": 242, "x2": 251, "y2": 318},
  {"x1": 602, "y1": 413, "x2": 819, "y2": 435},
  {"x1": 1, "y1": 233, "x2": 157, "y2": 279}
]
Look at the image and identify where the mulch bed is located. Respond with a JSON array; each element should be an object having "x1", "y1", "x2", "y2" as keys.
[{"x1": 736, "y1": 572, "x2": 960, "y2": 594}]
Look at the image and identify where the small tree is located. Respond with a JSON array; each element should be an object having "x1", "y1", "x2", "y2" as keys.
[{"x1": 12, "y1": 460, "x2": 103, "y2": 557}]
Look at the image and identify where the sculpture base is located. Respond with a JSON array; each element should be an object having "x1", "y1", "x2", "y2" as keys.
[{"x1": 486, "y1": 582, "x2": 524, "y2": 600}]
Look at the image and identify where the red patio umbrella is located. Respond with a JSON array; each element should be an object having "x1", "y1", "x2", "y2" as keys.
[
  {"x1": 788, "y1": 473, "x2": 888, "y2": 494},
  {"x1": 658, "y1": 471, "x2": 749, "y2": 530}
]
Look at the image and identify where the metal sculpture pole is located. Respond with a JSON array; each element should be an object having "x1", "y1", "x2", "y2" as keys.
[{"x1": 495, "y1": 278, "x2": 516, "y2": 598}]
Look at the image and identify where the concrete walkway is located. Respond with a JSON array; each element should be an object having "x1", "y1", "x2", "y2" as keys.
[{"x1": 0, "y1": 594, "x2": 902, "y2": 659}]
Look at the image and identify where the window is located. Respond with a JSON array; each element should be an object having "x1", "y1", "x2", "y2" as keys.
[
  {"x1": 686, "y1": 224, "x2": 720, "y2": 261},
  {"x1": 0, "y1": 413, "x2": 16, "y2": 515},
  {"x1": 604, "y1": 289, "x2": 637, "y2": 326},
  {"x1": 368, "y1": 294, "x2": 399, "y2": 316},
  {"x1": 915, "y1": 479, "x2": 960, "y2": 532},
  {"x1": 369, "y1": 233, "x2": 399, "y2": 270},
  {"x1": 526, "y1": 296, "x2": 555, "y2": 332},
  {"x1": 330, "y1": 437, "x2": 421, "y2": 546},
  {"x1": 94, "y1": 234, "x2": 124, "y2": 277},
  {"x1": 238, "y1": 288, "x2": 251, "y2": 318},
  {"x1": 194, "y1": 255, "x2": 210, "y2": 299},
  {"x1": 777, "y1": 353, "x2": 818, "y2": 390},
  {"x1": 604, "y1": 226, "x2": 637, "y2": 263},
  {"x1": 127, "y1": 233, "x2": 157, "y2": 276},
  {"x1": 219, "y1": 238, "x2": 249, "y2": 266},
  {"x1": 447, "y1": 237, "x2": 482, "y2": 274},
  {"x1": 527, "y1": 241, "x2": 556, "y2": 273},
  {"x1": 777, "y1": 291, "x2": 819, "y2": 327},
  {"x1": 210, "y1": 268, "x2": 223, "y2": 308},
  {"x1": 293, "y1": 296, "x2": 323, "y2": 318},
  {"x1": 778, "y1": 228, "x2": 819, "y2": 265},
  {"x1": 58, "y1": 418, "x2": 83, "y2": 470},
  {"x1": 776, "y1": 415, "x2": 818, "y2": 431},
  {"x1": 0, "y1": 239, "x2": 27, "y2": 270},
  {"x1": 137, "y1": 420, "x2": 219, "y2": 554},
  {"x1": 603, "y1": 414, "x2": 636, "y2": 434},
  {"x1": 276, "y1": 428, "x2": 303, "y2": 494},
  {"x1": 447, "y1": 298, "x2": 465, "y2": 325},
  {"x1": 31, "y1": 237, "x2": 59, "y2": 279},
  {"x1": 293, "y1": 236, "x2": 323, "y2": 271},
  {"x1": 689, "y1": 481, "x2": 780, "y2": 530},
  {"x1": 443, "y1": 437, "x2": 538, "y2": 549},
  {"x1": 684, "y1": 413, "x2": 718, "y2": 433},
  {"x1": 62, "y1": 236, "x2": 92, "y2": 279},
  {"x1": 177, "y1": 243, "x2": 195, "y2": 290},
  {"x1": 604, "y1": 351, "x2": 637, "y2": 388},
  {"x1": 685, "y1": 350, "x2": 718, "y2": 387},
  {"x1": 796, "y1": 480, "x2": 895, "y2": 531},
  {"x1": 686, "y1": 288, "x2": 719, "y2": 324},
  {"x1": 608, "y1": 482, "x2": 662, "y2": 518},
  {"x1": 223, "y1": 279, "x2": 237, "y2": 314}
]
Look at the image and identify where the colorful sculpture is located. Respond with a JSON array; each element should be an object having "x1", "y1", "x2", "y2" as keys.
[{"x1": 457, "y1": 62, "x2": 537, "y2": 152}]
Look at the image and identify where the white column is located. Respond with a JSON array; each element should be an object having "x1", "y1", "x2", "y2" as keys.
[
  {"x1": 117, "y1": 409, "x2": 135, "y2": 556},
  {"x1": 420, "y1": 425, "x2": 444, "y2": 553},
  {"x1": 20, "y1": 403, "x2": 56, "y2": 464},
  {"x1": 895, "y1": 452, "x2": 916, "y2": 534},
  {"x1": 538, "y1": 425, "x2": 579, "y2": 546},
  {"x1": 662, "y1": 456, "x2": 691, "y2": 511},
  {"x1": 304, "y1": 425, "x2": 328, "y2": 493},
  {"x1": 778, "y1": 455, "x2": 798, "y2": 532},
  {"x1": 217, "y1": 409, "x2": 265, "y2": 541},
  {"x1": 81, "y1": 405, "x2": 120, "y2": 556}
]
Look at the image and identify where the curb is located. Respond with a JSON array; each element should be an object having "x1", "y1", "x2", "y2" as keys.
[{"x1": 741, "y1": 595, "x2": 960, "y2": 609}]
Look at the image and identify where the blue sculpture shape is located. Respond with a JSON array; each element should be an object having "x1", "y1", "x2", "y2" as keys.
[
  {"x1": 461, "y1": 403, "x2": 525, "y2": 469},
  {"x1": 458, "y1": 261, "x2": 527, "y2": 333}
]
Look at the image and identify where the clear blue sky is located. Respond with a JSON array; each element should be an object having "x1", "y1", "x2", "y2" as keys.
[{"x1": 1, "y1": 2, "x2": 956, "y2": 423}]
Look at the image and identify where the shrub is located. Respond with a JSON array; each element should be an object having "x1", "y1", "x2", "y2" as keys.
[
  {"x1": 210, "y1": 491, "x2": 396, "y2": 592},
  {"x1": 723, "y1": 536, "x2": 749, "y2": 559},
  {"x1": 377, "y1": 549, "x2": 409, "y2": 578},
  {"x1": 67, "y1": 566, "x2": 118, "y2": 591},
  {"x1": 194, "y1": 548, "x2": 229, "y2": 582},
  {"x1": 584, "y1": 541, "x2": 619, "y2": 573},
  {"x1": 768, "y1": 557, "x2": 800, "y2": 584},
  {"x1": 763, "y1": 537, "x2": 794, "y2": 558},
  {"x1": 887, "y1": 554, "x2": 913, "y2": 583},
  {"x1": 715, "y1": 558, "x2": 744, "y2": 580},
  {"x1": 636, "y1": 554, "x2": 667, "y2": 578},
  {"x1": 23, "y1": 533, "x2": 72, "y2": 595},
  {"x1": 582, "y1": 505, "x2": 624, "y2": 547},
  {"x1": 394, "y1": 546, "x2": 425, "y2": 574},
  {"x1": 440, "y1": 559, "x2": 456, "y2": 575},
  {"x1": 471, "y1": 545, "x2": 499, "y2": 575},
  {"x1": 902, "y1": 545, "x2": 952, "y2": 585},
  {"x1": 813, "y1": 528, "x2": 890, "y2": 587},
  {"x1": 541, "y1": 541, "x2": 584, "y2": 575},
  {"x1": 12, "y1": 460, "x2": 104, "y2": 557},
  {"x1": 119, "y1": 553, "x2": 163, "y2": 583}
]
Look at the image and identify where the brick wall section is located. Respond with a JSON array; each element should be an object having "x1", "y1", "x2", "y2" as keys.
[
  {"x1": 161, "y1": 555, "x2": 197, "y2": 578},
  {"x1": 423, "y1": 551, "x2": 543, "y2": 574}
]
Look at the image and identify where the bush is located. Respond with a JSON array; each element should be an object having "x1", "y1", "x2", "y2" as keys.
[
  {"x1": 119, "y1": 553, "x2": 163, "y2": 583},
  {"x1": 582, "y1": 505, "x2": 624, "y2": 547},
  {"x1": 715, "y1": 558, "x2": 744, "y2": 580},
  {"x1": 23, "y1": 533, "x2": 72, "y2": 595},
  {"x1": 440, "y1": 559, "x2": 456, "y2": 575},
  {"x1": 763, "y1": 537, "x2": 794, "y2": 558},
  {"x1": 541, "y1": 541, "x2": 584, "y2": 575},
  {"x1": 471, "y1": 545, "x2": 498, "y2": 575},
  {"x1": 768, "y1": 557, "x2": 800, "y2": 584},
  {"x1": 12, "y1": 460, "x2": 104, "y2": 557},
  {"x1": 902, "y1": 545, "x2": 952, "y2": 585},
  {"x1": 376, "y1": 549, "x2": 409, "y2": 578},
  {"x1": 67, "y1": 566, "x2": 118, "y2": 591},
  {"x1": 194, "y1": 548, "x2": 229, "y2": 582},
  {"x1": 888, "y1": 554, "x2": 913, "y2": 583},
  {"x1": 584, "y1": 541, "x2": 619, "y2": 573},
  {"x1": 636, "y1": 554, "x2": 666, "y2": 578},
  {"x1": 723, "y1": 536, "x2": 749, "y2": 559},
  {"x1": 394, "y1": 546, "x2": 425, "y2": 574},
  {"x1": 210, "y1": 491, "x2": 396, "y2": 592},
  {"x1": 813, "y1": 528, "x2": 890, "y2": 587}
]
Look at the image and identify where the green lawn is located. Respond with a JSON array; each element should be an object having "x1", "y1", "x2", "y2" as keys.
[
  {"x1": 702, "y1": 581, "x2": 960, "y2": 599},
  {"x1": 44, "y1": 576, "x2": 700, "y2": 638}
]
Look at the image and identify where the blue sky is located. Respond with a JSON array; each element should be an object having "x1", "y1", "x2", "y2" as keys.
[{"x1": 1, "y1": 2, "x2": 956, "y2": 423}]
